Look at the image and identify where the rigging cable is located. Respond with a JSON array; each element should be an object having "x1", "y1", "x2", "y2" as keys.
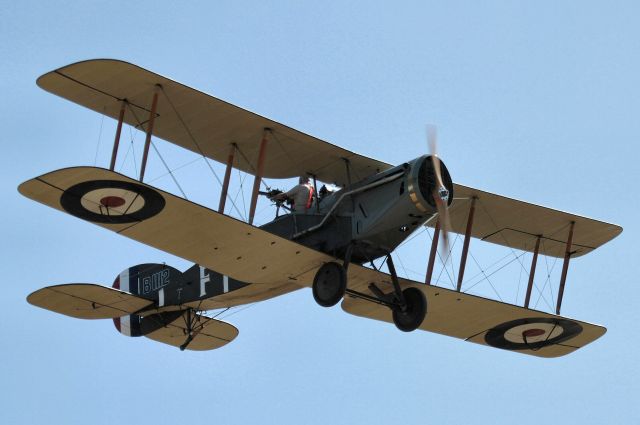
[
  {"x1": 434, "y1": 233, "x2": 459, "y2": 288},
  {"x1": 463, "y1": 251, "x2": 526, "y2": 296},
  {"x1": 217, "y1": 302, "x2": 257, "y2": 320},
  {"x1": 93, "y1": 108, "x2": 106, "y2": 166},
  {"x1": 466, "y1": 251, "x2": 504, "y2": 302},
  {"x1": 478, "y1": 199, "x2": 529, "y2": 275},
  {"x1": 150, "y1": 141, "x2": 188, "y2": 199},
  {"x1": 515, "y1": 249, "x2": 526, "y2": 305},
  {"x1": 159, "y1": 87, "x2": 245, "y2": 218},
  {"x1": 532, "y1": 239, "x2": 556, "y2": 311}
]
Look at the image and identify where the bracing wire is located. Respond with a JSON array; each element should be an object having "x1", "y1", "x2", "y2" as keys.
[
  {"x1": 463, "y1": 251, "x2": 526, "y2": 295},
  {"x1": 395, "y1": 254, "x2": 410, "y2": 281},
  {"x1": 478, "y1": 199, "x2": 529, "y2": 275},
  {"x1": 237, "y1": 168, "x2": 248, "y2": 220},
  {"x1": 93, "y1": 108, "x2": 105, "y2": 166},
  {"x1": 150, "y1": 141, "x2": 188, "y2": 199},
  {"x1": 435, "y1": 233, "x2": 459, "y2": 288},
  {"x1": 217, "y1": 303, "x2": 257, "y2": 320},
  {"x1": 532, "y1": 239, "x2": 556, "y2": 311},
  {"x1": 203, "y1": 157, "x2": 245, "y2": 219},
  {"x1": 148, "y1": 156, "x2": 206, "y2": 184},
  {"x1": 158, "y1": 87, "x2": 248, "y2": 219},
  {"x1": 515, "y1": 251, "x2": 526, "y2": 305},
  {"x1": 464, "y1": 251, "x2": 517, "y2": 287},
  {"x1": 465, "y1": 251, "x2": 505, "y2": 301}
]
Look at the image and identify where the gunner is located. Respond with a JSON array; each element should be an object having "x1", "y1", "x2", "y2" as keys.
[{"x1": 270, "y1": 176, "x2": 314, "y2": 213}]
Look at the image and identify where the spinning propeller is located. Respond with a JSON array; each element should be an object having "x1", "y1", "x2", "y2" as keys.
[{"x1": 427, "y1": 125, "x2": 452, "y2": 257}]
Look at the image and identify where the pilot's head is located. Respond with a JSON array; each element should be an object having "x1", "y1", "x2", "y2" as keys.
[{"x1": 299, "y1": 176, "x2": 310, "y2": 184}]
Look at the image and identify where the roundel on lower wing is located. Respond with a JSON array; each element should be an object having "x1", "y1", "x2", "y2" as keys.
[
  {"x1": 60, "y1": 180, "x2": 165, "y2": 224},
  {"x1": 484, "y1": 317, "x2": 583, "y2": 351}
]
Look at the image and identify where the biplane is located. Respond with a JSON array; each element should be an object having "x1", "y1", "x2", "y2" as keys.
[{"x1": 21, "y1": 59, "x2": 622, "y2": 357}]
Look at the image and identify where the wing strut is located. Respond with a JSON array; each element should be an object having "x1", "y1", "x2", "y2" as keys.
[
  {"x1": 555, "y1": 221, "x2": 575, "y2": 314},
  {"x1": 139, "y1": 85, "x2": 161, "y2": 182},
  {"x1": 456, "y1": 197, "x2": 477, "y2": 291},
  {"x1": 248, "y1": 128, "x2": 271, "y2": 224},
  {"x1": 109, "y1": 100, "x2": 127, "y2": 171},
  {"x1": 218, "y1": 143, "x2": 236, "y2": 213},
  {"x1": 425, "y1": 220, "x2": 441, "y2": 285},
  {"x1": 524, "y1": 235, "x2": 542, "y2": 308}
]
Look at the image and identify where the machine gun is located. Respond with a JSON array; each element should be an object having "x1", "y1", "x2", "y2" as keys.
[{"x1": 259, "y1": 188, "x2": 292, "y2": 217}]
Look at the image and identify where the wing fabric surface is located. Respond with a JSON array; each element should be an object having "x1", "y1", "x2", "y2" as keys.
[
  {"x1": 27, "y1": 284, "x2": 152, "y2": 319},
  {"x1": 145, "y1": 312, "x2": 238, "y2": 351},
  {"x1": 340, "y1": 272, "x2": 606, "y2": 358},
  {"x1": 37, "y1": 59, "x2": 389, "y2": 188},
  {"x1": 443, "y1": 184, "x2": 622, "y2": 258},
  {"x1": 18, "y1": 166, "x2": 334, "y2": 286}
]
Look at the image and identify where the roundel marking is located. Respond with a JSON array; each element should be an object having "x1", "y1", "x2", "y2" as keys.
[
  {"x1": 485, "y1": 317, "x2": 583, "y2": 351},
  {"x1": 522, "y1": 328, "x2": 546, "y2": 338},
  {"x1": 60, "y1": 180, "x2": 165, "y2": 224},
  {"x1": 100, "y1": 195, "x2": 126, "y2": 208}
]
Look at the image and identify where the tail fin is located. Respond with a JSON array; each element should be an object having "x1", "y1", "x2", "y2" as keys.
[{"x1": 112, "y1": 263, "x2": 183, "y2": 306}]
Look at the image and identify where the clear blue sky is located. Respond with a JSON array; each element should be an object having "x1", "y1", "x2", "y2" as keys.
[{"x1": 2, "y1": 1, "x2": 638, "y2": 424}]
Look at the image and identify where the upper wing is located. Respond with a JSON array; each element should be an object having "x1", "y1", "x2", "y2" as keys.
[
  {"x1": 443, "y1": 184, "x2": 622, "y2": 258},
  {"x1": 37, "y1": 59, "x2": 390, "y2": 187},
  {"x1": 37, "y1": 59, "x2": 621, "y2": 257}
]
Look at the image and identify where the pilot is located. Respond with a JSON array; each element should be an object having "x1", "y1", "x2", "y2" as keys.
[{"x1": 270, "y1": 176, "x2": 314, "y2": 213}]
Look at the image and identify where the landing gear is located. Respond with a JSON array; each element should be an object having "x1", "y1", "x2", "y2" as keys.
[
  {"x1": 391, "y1": 287, "x2": 427, "y2": 332},
  {"x1": 345, "y1": 253, "x2": 428, "y2": 332},
  {"x1": 312, "y1": 262, "x2": 347, "y2": 307},
  {"x1": 312, "y1": 247, "x2": 427, "y2": 332}
]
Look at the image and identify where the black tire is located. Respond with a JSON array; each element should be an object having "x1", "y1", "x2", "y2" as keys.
[
  {"x1": 392, "y1": 287, "x2": 427, "y2": 332},
  {"x1": 312, "y1": 262, "x2": 347, "y2": 307}
]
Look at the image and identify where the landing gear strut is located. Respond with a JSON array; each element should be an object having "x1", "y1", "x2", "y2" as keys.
[
  {"x1": 312, "y1": 248, "x2": 427, "y2": 332},
  {"x1": 348, "y1": 254, "x2": 427, "y2": 332}
]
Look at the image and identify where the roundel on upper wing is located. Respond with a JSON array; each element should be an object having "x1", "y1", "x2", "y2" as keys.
[
  {"x1": 485, "y1": 317, "x2": 583, "y2": 351},
  {"x1": 60, "y1": 180, "x2": 165, "y2": 224}
]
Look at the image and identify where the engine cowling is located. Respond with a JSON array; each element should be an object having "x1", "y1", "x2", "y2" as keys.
[
  {"x1": 347, "y1": 155, "x2": 454, "y2": 261},
  {"x1": 406, "y1": 155, "x2": 454, "y2": 212}
]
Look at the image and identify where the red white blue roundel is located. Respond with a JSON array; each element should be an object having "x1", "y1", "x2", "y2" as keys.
[
  {"x1": 485, "y1": 317, "x2": 582, "y2": 351},
  {"x1": 60, "y1": 180, "x2": 165, "y2": 224}
]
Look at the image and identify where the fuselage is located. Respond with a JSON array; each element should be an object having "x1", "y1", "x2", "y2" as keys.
[{"x1": 261, "y1": 154, "x2": 453, "y2": 263}]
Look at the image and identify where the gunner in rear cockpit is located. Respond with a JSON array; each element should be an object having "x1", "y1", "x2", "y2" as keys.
[{"x1": 269, "y1": 176, "x2": 314, "y2": 213}]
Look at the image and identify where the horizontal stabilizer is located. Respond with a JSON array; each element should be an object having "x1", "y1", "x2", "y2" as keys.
[
  {"x1": 27, "y1": 284, "x2": 152, "y2": 319},
  {"x1": 145, "y1": 312, "x2": 238, "y2": 351}
]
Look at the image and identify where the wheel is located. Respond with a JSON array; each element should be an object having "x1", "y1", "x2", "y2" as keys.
[
  {"x1": 392, "y1": 287, "x2": 427, "y2": 332},
  {"x1": 312, "y1": 262, "x2": 347, "y2": 307}
]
